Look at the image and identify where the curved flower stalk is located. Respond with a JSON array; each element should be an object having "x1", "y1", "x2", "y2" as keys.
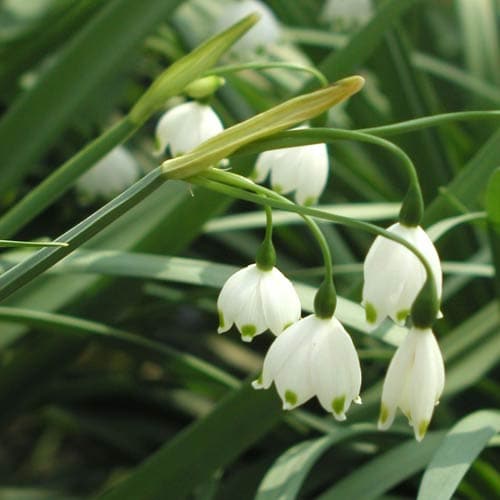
[
  {"x1": 217, "y1": 264, "x2": 301, "y2": 342},
  {"x1": 253, "y1": 314, "x2": 362, "y2": 420},
  {"x1": 321, "y1": 0, "x2": 373, "y2": 31},
  {"x1": 378, "y1": 327, "x2": 445, "y2": 441},
  {"x1": 155, "y1": 101, "x2": 224, "y2": 157},
  {"x1": 362, "y1": 222, "x2": 442, "y2": 327},
  {"x1": 212, "y1": 0, "x2": 281, "y2": 54},
  {"x1": 253, "y1": 127, "x2": 329, "y2": 206},
  {"x1": 76, "y1": 146, "x2": 140, "y2": 202}
]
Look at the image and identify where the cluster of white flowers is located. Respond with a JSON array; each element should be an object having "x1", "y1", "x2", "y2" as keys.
[
  {"x1": 151, "y1": 78, "x2": 445, "y2": 442},
  {"x1": 216, "y1": 219, "x2": 444, "y2": 440}
]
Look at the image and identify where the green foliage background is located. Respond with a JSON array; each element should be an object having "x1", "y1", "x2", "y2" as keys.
[{"x1": 0, "y1": 0, "x2": 498, "y2": 498}]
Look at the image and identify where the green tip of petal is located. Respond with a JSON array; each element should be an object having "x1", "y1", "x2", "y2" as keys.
[
  {"x1": 285, "y1": 390, "x2": 297, "y2": 407},
  {"x1": 416, "y1": 420, "x2": 429, "y2": 442},
  {"x1": 241, "y1": 324, "x2": 257, "y2": 341},
  {"x1": 302, "y1": 196, "x2": 317, "y2": 207},
  {"x1": 332, "y1": 395, "x2": 346, "y2": 416},
  {"x1": 365, "y1": 303, "x2": 377, "y2": 324},
  {"x1": 282, "y1": 321, "x2": 294, "y2": 331},
  {"x1": 396, "y1": 309, "x2": 410, "y2": 322},
  {"x1": 249, "y1": 170, "x2": 258, "y2": 181},
  {"x1": 273, "y1": 184, "x2": 283, "y2": 194},
  {"x1": 218, "y1": 310, "x2": 225, "y2": 329},
  {"x1": 379, "y1": 403, "x2": 389, "y2": 426}
]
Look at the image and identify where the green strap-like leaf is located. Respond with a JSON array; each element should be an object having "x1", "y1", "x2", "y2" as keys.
[
  {"x1": 0, "y1": 0, "x2": 183, "y2": 195},
  {"x1": 317, "y1": 432, "x2": 445, "y2": 500},
  {"x1": 417, "y1": 410, "x2": 500, "y2": 500},
  {"x1": 255, "y1": 424, "x2": 391, "y2": 500}
]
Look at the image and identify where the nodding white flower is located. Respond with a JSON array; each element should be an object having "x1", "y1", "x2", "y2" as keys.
[
  {"x1": 362, "y1": 222, "x2": 442, "y2": 327},
  {"x1": 212, "y1": 0, "x2": 281, "y2": 54},
  {"x1": 76, "y1": 146, "x2": 140, "y2": 201},
  {"x1": 378, "y1": 327, "x2": 445, "y2": 441},
  {"x1": 155, "y1": 101, "x2": 224, "y2": 157},
  {"x1": 321, "y1": 0, "x2": 373, "y2": 30},
  {"x1": 253, "y1": 128, "x2": 329, "y2": 206},
  {"x1": 253, "y1": 314, "x2": 362, "y2": 420},
  {"x1": 217, "y1": 264, "x2": 301, "y2": 342}
]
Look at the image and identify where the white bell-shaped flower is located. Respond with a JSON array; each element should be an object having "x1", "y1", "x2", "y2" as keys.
[
  {"x1": 76, "y1": 145, "x2": 140, "y2": 201},
  {"x1": 321, "y1": 0, "x2": 374, "y2": 30},
  {"x1": 155, "y1": 101, "x2": 224, "y2": 157},
  {"x1": 212, "y1": 0, "x2": 281, "y2": 54},
  {"x1": 217, "y1": 264, "x2": 301, "y2": 342},
  {"x1": 362, "y1": 222, "x2": 442, "y2": 327},
  {"x1": 378, "y1": 327, "x2": 445, "y2": 441},
  {"x1": 253, "y1": 128, "x2": 329, "y2": 206},
  {"x1": 253, "y1": 314, "x2": 362, "y2": 420}
]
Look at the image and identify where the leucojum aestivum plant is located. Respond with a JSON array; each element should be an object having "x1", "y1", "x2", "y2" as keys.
[{"x1": 0, "y1": 4, "x2": 499, "y2": 498}]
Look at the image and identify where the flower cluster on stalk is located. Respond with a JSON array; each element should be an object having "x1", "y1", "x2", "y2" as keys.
[{"x1": 156, "y1": 72, "x2": 445, "y2": 442}]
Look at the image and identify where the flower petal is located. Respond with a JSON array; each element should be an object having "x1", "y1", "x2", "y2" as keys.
[
  {"x1": 260, "y1": 268, "x2": 301, "y2": 335},
  {"x1": 260, "y1": 315, "x2": 316, "y2": 389},
  {"x1": 378, "y1": 329, "x2": 417, "y2": 430},
  {"x1": 294, "y1": 143, "x2": 329, "y2": 205},
  {"x1": 409, "y1": 329, "x2": 440, "y2": 441},
  {"x1": 217, "y1": 264, "x2": 260, "y2": 333}
]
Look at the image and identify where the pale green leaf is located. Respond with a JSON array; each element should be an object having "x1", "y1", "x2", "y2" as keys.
[{"x1": 418, "y1": 410, "x2": 500, "y2": 500}]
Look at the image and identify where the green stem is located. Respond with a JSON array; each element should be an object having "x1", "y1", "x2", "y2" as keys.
[
  {"x1": 255, "y1": 204, "x2": 276, "y2": 271},
  {"x1": 191, "y1": 170, "x2": 436, "y2": 297},
  {"x1": 201, "y1": 169, "x2": 336, "y2": 317},
  {"x1": 0, "y1": 169, "x2": 165, "y2": 302},
  {"x1": 359, "y1": 110, "x2": 500, "y2": 137},
  {"x1": 234, "y1": 127, "x2": 423, "y2": 226},
  {"x1": 0, "y1": 240, "x2": 68, "y2": 248},
  {"x1": 206, "y1": 168, "x2": 334, "y2": 281},
  {"x1": 0, "y1": 118, "x2": 136, "y2": 239},
  {"x1": 206, "y1": 62, "x2": 328, "y2": 87}
]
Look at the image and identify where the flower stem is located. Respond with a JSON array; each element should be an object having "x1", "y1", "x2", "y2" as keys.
[
  {"x1": 206, "y1": 62, "x2": 328, "y2": 87},
  {"x1": 255, "y1": 204, "x2": 276, "y2": 271},
  {"x1": 191, "y1": 169, "x2": 438, "y2": 316},
  {"x1": 358, "y1": 110, "x2": 500, "y2": 136},
  {"x1": 199, "y1": 169, "x2": 338, "y2": 316},
  {"x1": 234, "y1": 127, "x2": 424, "y2": 226}
]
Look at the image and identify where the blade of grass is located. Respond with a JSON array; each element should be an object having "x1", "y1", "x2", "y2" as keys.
[
  {"x1": 317, "y1": 432, "x2": 445, "y2": 500},
  {"x1": 418, "y1": 410, "x2": 500, "y2": 500}
]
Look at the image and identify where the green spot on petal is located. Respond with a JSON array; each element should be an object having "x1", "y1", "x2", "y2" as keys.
[
  {"x1": 396, "y1": 309, "x2": 410, "y2": 322},
  {"x1": 303, "y1": 196, "x2": 317, "y2": 207},
  {"x1": 379, "y1": 404, "x2": 389, "y2": 425},
  {"x1": 218, "y1": 310, "x2": 225, "y2": 329},
  {"x1": 332, "y1": 395, "x2": 345, "y2": 415},
  {"x1": 285, "y1": 390, "x2": 297, "y2": 406},
  {"x1": 418, "y1": 420, "x2": 429, "y2": 440},
  {"x1": 241, "y1": 324, "x2": 256, "y2": 339},
  {"x1": 365, "y1": 303, "x2": 377, "y2": 324},
  {"x1": 273, "y1": 184, "x2": 283, "y2": 193},
  {"x1": 282, "y1": 321, "x2": 294, "y2": 331}
]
